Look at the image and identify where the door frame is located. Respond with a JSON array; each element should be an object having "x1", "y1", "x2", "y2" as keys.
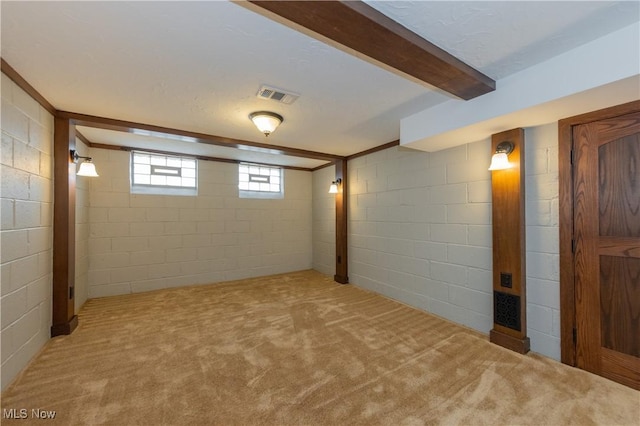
[{"x1": 558, "y1": 100, "x2": 640, "y2": 366}]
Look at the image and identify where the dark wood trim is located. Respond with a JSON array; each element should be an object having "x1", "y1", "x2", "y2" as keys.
[
  {"x1": 89, "y1": 142, "x2": 314, "y2": 172},
  {"x1": 52, "y1": 117, "x2": 77, "y2": 337},
  {"x1": 334, "y1": 159, "x2": 348, "y2": 284},
  {"x1": 558, "y1": 100, "x2": 640, "y2": 366},
  {"x1": 1, "y1": 58, "x2": 57, "y2": 115},
  {"x1": 75, "y1": 130, "x2": 92, "y2": 148},
  {"x1": 310, "y1": 162, "x2": 335, "y2": 172},
  {"x1": 246, "y1": 1, "x2": 495, "y2": 100},
  {"x1": 490, "y1": 329, "x2": 530, "y2": 354},
  {"x1": 489, "y1": 128, "x2": 529, "y2": 353},
  {"x1": 51, "y1": 315, "x2": 78, "y2": 337},
  {"x1": 347, "y1": 140, "x2": 399, "y2": 161},
  {"x1": 61, "y1": 111, "x2": 342, "y2": 162}
]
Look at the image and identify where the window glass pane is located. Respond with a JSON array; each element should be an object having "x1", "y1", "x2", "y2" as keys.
[
  {"x1": 166, "y1": 176, "x2": 181, "y2": 186},
  {"x1": 150, "y1": 175, "x2": 166, "y2": 186},
  {"x1": 134, "y1": 164, "x2": 151, "y2": 174},
  {"x1": 167, "y1": 157, "x2": 182, "y2": 167},
  {"x1": 135, "y1": 154, "x2": 150, "y2": 164},
  {"x1": 150, "y1": 155, "x2": 166, "y2": 166},
  {"x1": 131, "y1": 151, "x2": 197, "y2": 192},
  {"x1": 134, "y1": 174, "x2": 150, "y2": 185},
  {"x1": 238, "y1": 163, "x2": 283, "y2": 196}
]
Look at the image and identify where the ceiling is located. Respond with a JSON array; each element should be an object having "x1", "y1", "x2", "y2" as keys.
[{"x1": 2, "y1": 1, "x2": 638, "y2": 168}]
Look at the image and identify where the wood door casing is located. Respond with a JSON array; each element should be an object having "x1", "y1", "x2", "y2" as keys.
[
  {"x1": 572, "y1": 111, "x2": 640, "y2": 389},
  {"x1": 559, "y1": 101, "x2": 640, "y2": 369}
]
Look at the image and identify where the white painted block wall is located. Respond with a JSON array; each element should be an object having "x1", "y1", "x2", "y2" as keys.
[
  {"x1": 0, "y1": 73, "x2": 54, "y2": 389},
  {"x1": 87, "y1": 149, "x2": 312, "y2": 297},
  {"x1": 312, "y1": 165, "x2": 336, "y2": 276},
  {"x1": 347, "y1": 124, "x2": 560, "y2": 360}
]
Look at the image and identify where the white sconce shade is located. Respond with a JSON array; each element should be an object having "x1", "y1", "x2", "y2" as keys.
[
  {"x1": 328, "y1": 178, "x2": 342, "y2": 194},
  {"x1": 77, "y1": 160, "x2": 99, "y2": 177},
  {"x1": 249, "y1": 111, "x2": 283, "y2": 137},
  {"x1": 71, "y1": 150, "x2": 99, "y2": 177},
  {"x1": 488, "y1": 141, "x2": 514, "y2": 171},
  {"x1": 488, "y1": 153, "x2": 511, "y2": 170}
]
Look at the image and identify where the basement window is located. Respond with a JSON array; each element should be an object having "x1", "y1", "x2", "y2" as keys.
[
  {"x1": 238, "y1": 163, "x2": 283, "y2": 199},
  {"x1": 131, "y1": 151, "x2": 197, "y2": 196}
]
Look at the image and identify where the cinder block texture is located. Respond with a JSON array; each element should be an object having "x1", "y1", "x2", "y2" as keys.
[
  {"x1": 1, "y1": 74, "x2": 54, "y2": 389},
  {"x1": 347, "y1": 125, "x2": 560, "y2": 360},
  {"x1": 87, "y1": 151, "x2": 312, "y2": 298}
]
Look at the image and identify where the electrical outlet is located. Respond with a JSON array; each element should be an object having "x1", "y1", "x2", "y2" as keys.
[{"x1": 500, "y1": 273, "x2": 512, "y2": 288}]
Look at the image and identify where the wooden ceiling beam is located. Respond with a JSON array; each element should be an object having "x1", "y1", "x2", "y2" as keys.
[
  {"x1": 245, "y1": 0, "x2": 495, "y2": 100},
  {"x1": 58, "y1": 111, "x2": 342, "y2": 162}
]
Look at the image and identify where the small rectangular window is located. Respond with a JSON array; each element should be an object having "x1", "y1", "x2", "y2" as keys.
[
  {"x1": 131, "y1": 151, "x2": 197, "y2": 196},
  {"x1": 239, "y1": 163, "x2": 283, "y2": 199}
]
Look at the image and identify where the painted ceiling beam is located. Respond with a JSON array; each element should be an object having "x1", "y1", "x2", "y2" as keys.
[{"x1": 245, "y1": 0, "x2": 495, "y2": 100}]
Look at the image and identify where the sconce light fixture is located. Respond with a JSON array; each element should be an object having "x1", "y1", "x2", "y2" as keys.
[
  {"x1": 249, "y1": 111, "x2": 283, "y2": 137},
  {"x1": 488, "y1": 141, "x2": 515, "y2": 171},
  {"x1": 71, "y1": 150, "x2": 99, "y2": 177},
  {"x1": 328, "y1": 178, "x2": 342, "y2": 194}
]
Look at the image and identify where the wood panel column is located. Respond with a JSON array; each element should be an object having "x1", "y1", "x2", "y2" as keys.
[
  {"x1": 489, "y1": 128, "x2": 530, "y2": 353},
  {"x1": 52, "y1": 117, "x2": 78, "y2": 336},
  {"x1": 334, "y1": 159, "x2": 349, "y2": 284}
]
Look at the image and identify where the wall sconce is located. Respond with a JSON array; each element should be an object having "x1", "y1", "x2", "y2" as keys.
[
  {"x1": 328, "y1": 178, "x2": 342, "y2": 194},
  {"x1": 488, "y1": 141, "x2": 515, "y2": 171},
  {"x1": 71, "y1": 150, "x2": 99, "y2": 177},
  {"x1": 249, "y1": 111, "x2": 283, "y2": 137}
]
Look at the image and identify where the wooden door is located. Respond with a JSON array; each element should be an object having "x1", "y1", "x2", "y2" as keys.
[{"x1": 573, "y1": 111, "x2": 640, "y2": 390}]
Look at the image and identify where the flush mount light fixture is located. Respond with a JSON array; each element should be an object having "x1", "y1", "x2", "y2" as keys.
[
  {"x1": 488, "y1": 141, "x2": 515, "y2": 171},
  {"x1": 71, "y1": 150, "x2": 99, "y2": 177},
  {"x1": 249, "y1": 111, "x2": 283, "y2": 137},
  {"x1": 328, "y1": 178, "x2": 342, "y2": 194}
]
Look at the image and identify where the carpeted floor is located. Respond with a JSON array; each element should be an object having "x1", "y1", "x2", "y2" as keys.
[{"x1": 1, "y1": 270, "x2": 639, "y2": 425}]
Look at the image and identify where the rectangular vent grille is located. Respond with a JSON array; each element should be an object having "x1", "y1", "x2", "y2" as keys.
[
  {"x1": 494, "y1": 291, "x2": 521, "y2": 331},
  {"x1": 257, "y1": 85, "x2": 300, "y2": 105}
]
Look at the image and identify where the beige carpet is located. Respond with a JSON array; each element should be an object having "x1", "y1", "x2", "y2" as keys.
[{"x1": 1, "y1": 270, "x2": 638, "y2": 425}]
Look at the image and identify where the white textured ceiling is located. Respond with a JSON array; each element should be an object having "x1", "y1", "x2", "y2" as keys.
[{"x1": 1, "y1": 1, "x2": 638, "y2": 167}]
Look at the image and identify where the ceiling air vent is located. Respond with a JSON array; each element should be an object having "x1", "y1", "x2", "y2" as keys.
[{"x1": 256, "y1": 85, "x2": 300, "y2": 105}]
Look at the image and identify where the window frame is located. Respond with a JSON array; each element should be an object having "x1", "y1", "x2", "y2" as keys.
[
  {"x1": 130, "y1": 150, "x2": 198, "y2": 196},
  {"x1": 238, "y1": 162, "x2": 284, "y2": 199}
]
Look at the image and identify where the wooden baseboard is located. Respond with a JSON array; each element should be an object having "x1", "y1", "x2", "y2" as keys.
[
  {"x1": 334, "y1": 274, "x2": 349, "y2": 284},
  {"x1": 490, "y1": 329, "x2": 530, "y2": 354},
  {"x1": 51, "y1": 315, "x2": 78, "y2": 337}
]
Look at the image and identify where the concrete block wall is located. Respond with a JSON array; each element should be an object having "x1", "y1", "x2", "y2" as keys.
[
  {"x1": 312, "y1": 165, "x2": 336, "y2": 276},
  {"x1": 74, "y1": 138, "x2": 90, "y2": 312},
  {"x1": 524, "y1": 123, "x2": 560, "y2": 360},
  {"x1": 1, "y1": 73, "x2": 54, "y2": 389},
  {"x1": 348, "y1": 124, "x2": 560, "y2": 360},
  {"x1": 87, "y1": 149, "x2": 312, "y2": 298}
]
